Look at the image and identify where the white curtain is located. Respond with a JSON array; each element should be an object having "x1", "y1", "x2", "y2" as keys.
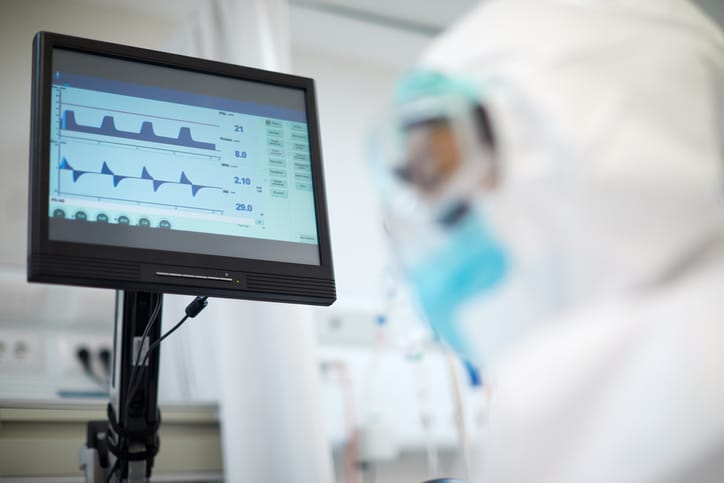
[
  {"x1": 166, "y1": 2, "x2": 334, "y2": 481},
  {"x1": 170, "y1": 0, "x2": 291, "y2": 71}
]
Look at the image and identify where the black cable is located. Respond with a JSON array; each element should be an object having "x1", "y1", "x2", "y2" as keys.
[
  {"x1": 359, "y1": 462, "x2": 376, "y2": 483},
  {"x1": 129, "y1": 294, "x2": 162, "y2": 381},
  {"x1": 122, "y1": 317, "x2": 186, "y2": 417},
  {"x1": 103, "y1": 295, "x2": 209, "y2": 481},
  {"x1": 108, "y1": 293, "x2": 161, "y2": 481},
  {"x1": 105, "y1": 459, "x2": 118, "y2": 483},
  {"x1": 123, "y1": 296, "x2": 208, "y2": 421},
  {"x1": 151, "y1": 295, "x2": 208, "y2": 352},
  {"x1": 107, "y1": 295, "x2": 207, "y2": 482},
  {"x1": 99, "y1": 348, "x2": 112, "y2": 377},
  {"x1": 123, "y1": 294, "x2": 162, "y2": 418},
  {"x1": 154, "y1": 315, "x2": 188, "y2": 347},
  {"x1": 77, "y1": 346, "x2": 109, "y2": 389}
]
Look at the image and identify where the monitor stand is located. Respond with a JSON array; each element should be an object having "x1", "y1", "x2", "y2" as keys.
[{"x1": 80, "y1": 291, "x2": 163, "y2": 483}]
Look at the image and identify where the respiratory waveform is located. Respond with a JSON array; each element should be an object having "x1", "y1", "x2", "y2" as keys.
[
  {"x1": 59, "y1": 157, "x2": 222, "y2": 197},
  {"x1": 61, "y1": 110, "x2": 216, "y2": 151}
]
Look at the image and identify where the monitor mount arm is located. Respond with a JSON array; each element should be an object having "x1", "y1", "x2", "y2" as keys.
[{"x1": 80, "y1": 291, "x2": 163, "y2": 483}]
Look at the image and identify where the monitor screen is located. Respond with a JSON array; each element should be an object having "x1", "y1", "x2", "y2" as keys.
[{"x1": 29, "y1": 32, "x2": 335, "y2": 305}]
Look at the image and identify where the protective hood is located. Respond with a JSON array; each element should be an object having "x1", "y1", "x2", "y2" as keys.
[{"x1": 419, "y1": 0, "x2": 724, "y2": 310}]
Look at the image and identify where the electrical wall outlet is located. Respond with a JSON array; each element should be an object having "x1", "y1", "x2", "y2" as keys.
[
  {"x1": 57, "y1": 333, "x2": 113, "y2": 377},
  {"x1": 0, "y1": 330, "x2": 44, "y2": 372}
]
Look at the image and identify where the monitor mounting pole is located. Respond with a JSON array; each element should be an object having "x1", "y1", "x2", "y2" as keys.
[{"x1": 80, "y1": 291, "x2": 163, "y2": 483}]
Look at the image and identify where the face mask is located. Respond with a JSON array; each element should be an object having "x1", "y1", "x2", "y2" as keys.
[{"x1": 406, "y1": 209, "x2": 508, "y2": 361}]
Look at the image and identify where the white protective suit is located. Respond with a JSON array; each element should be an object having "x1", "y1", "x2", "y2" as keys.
[{"x1": 416, "y1": 1, "x2": 724, "y2": 482}]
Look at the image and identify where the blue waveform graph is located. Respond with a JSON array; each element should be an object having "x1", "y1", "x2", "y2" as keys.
[
  {"x1": 61, "y1": 110, "x2": 216, "y2": 151},
  {"x1": 59, "y1": 157, "x2": 222, "y2": 198}
]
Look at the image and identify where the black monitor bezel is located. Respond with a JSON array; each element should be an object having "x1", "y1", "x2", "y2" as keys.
[{"x1": 28, "y1": 31, "x2": 335, "y2": 305}]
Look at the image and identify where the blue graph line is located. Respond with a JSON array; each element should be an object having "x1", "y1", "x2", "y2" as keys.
[
  {"x1": 59, "y1": 157, "x2": 222, "y2": 197},
  {"x1": 61, "y1": 110, "x2": 216, "y2": 151}
]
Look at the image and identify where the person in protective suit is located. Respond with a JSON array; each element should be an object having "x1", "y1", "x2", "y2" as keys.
[{"x1": 370, "y1": 1, "x2": 724, "y2": 482}]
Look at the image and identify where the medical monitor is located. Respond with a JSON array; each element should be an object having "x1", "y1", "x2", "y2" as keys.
[{"x1": 28, "y1": 32, "x2": 335, "y2": 305}]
